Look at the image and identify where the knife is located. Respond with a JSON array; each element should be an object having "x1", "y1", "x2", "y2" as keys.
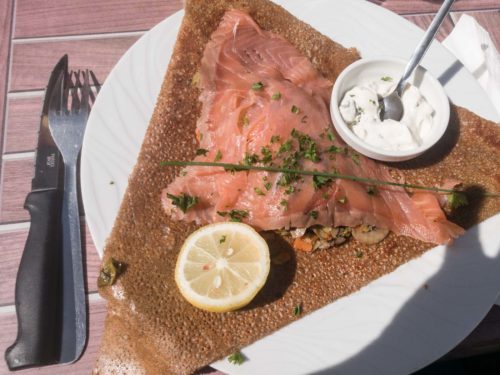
[{"x1": 4, "y1": 56, "x2": 67, "y2": 370}]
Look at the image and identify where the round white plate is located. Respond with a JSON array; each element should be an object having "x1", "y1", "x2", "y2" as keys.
[{"x1": 81, "y1": 1, "x2": 500, "y2": 374}]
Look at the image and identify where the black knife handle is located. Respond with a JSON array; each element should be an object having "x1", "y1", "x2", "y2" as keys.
[{"x1": 4, "y1": 189, "x2": 63, "y2": 370}]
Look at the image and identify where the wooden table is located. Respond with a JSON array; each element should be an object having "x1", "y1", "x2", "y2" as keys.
[{"x1": 0, "y1": 1, "x2": 499, "y2": 374}]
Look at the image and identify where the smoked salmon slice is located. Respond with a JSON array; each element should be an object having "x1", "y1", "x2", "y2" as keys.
[{"x1": 162, "y1": 9, "x2": 464, "y2": 245}]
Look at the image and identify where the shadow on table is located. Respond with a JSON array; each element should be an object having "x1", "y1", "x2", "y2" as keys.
[{"x1": 311, "y1": 188, "x2": 500, "y2": 375}]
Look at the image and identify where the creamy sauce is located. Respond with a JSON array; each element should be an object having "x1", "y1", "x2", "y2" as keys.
[{"x1": 339, "y1": 76, "x2": 435, "y2": 151}]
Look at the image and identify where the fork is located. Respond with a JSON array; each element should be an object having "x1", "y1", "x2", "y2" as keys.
[{"x1": 48, "y1": 70, "x2": 91, "y2": 362}]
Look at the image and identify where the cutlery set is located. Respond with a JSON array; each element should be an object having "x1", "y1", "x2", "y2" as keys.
[{"x1": 4, "y1": 56, "x2": 95, "y2": 370}]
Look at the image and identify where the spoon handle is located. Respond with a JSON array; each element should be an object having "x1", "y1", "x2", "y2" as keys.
[{"x1": 397, "y1": 0, "x2": 455, "y2": 94}]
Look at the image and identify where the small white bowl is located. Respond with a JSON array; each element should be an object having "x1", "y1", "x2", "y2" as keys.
[{"x1": 330, "y1": 57, "x2": 450, "y2": 162}]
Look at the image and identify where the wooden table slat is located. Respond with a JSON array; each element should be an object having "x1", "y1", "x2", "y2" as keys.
[
  {"x1": 14, "y1": 0, "x2": 183, "y2": 38},
  {"x1": 4, "y1": 96, "x2": 43, "y2": 154},
  {"x1": 0, "y1": 0, "x2": 15, "y2": 166},
  {"x1": 373, "y1": 0, "x2": 500, "y2": 15},
  {"x1": 0, "y1": 224, "x2": 101, "y2": 306},
  {"x1": 0, "y1": 298, "x2": 107, "y2": 375},
  {"x1": 403, "y1": 14, "x2": 455, "y2": 42},
  {"x1": 9, "y1": 35, "x2": 141, "y2": 92}
]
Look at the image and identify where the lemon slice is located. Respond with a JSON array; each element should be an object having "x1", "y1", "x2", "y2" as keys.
[{"x1": 175, "y1": 222, "x2": 270, "y2": 312}]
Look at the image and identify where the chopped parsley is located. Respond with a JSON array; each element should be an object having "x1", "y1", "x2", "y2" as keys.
[
  {"x1": 292, "y1": 129, "x2": 320, "y2": 162},
  {"x1": 355, "y1": 249, "x2": 364, "y2": 258},
  {"x1": 369, "y1": 99, "x2": 377, "y2": 105},
  {"x1": 219, "y1": 235, "x2": 227, "y2": 244},
  {"x1": 280, "y1": 199, "x2": 288, "y2": 209},
  {"x1": 243, "y1": 152, "x2": 259, "y2": 165},
  {"x1": 293, "y1": 303, "x2": 302, "y2": 316},
  {"x1": 447, "y1": 191, "x2": 468, "y2": 209},
  {"x1": 351, "y1": 152, "x2": 360, "y2": 166},
  {"x1": 309, "y1": 210, "x2": 318, "y2": 219},
  {"x1": 195, "y1": 148, "x2": 208, "y2": 156},
  {"x1": 260, "y1": 146, "x2": 273, "y2": 165},
  {"x1": 278, "y1": 140, "x2": 293, "y2": 154},
  {"x1": 214, "y1": 150, "x2": 223, "y2": 162},
  {"x1": 327, "y1": 129, "x2": 336, "y2": 142},
  {"x1": 367, "y1": 186, "x2": 377, "y2": 195},
  {"x1": 271, "y1": 92, "x2": 282, "y2": 100},
  {"x1": 166, "y1": 193, "x2": 198, "y2": 213},
  {"x1": 327, "y1": 145, "x2": 343, "y2": 154},
  {"x1": 381, "y1": 76, "x2": 393, "y2": 82},
  {"x1": 284, "y1": 185, "x2": 295, "y2": 195},
  {"x1": 251, "y1": 81, "x2": 264, "y2": 90},
  {"x1": 270, "y1": 135, "x2": 281, "y2": 143},
  {"x1": 312, "y1": 174, "x2": 333, "y2": 190},
  {"x1": 254, "y1": 187, "x2": 265, "y2": 196},
  {"x1": 291, "y1": 105, "x2": 300, "y2": 114},
  {"x1": 228, "y1": 351, "x2": 245, "y2": 365},
  {"x1": 217, "y1": 209, "x2": 249, "y2": 222},
  {"x1": 242, "y1": 116, "x2": 250, "y2": 126},
  {"x1": 264, "y1": 182, "x2": 272, "y2": 191}
]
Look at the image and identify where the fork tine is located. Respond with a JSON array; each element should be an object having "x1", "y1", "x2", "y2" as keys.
[
  {"x1": 62, "y1": 70, "x2": 72, "y2": 114},
  {"x1": 80, "y1": 70, "x2": 90, "y2": 115},
  {"x1": 70, "y1": 72, "x2": 80, "y2": 114}
]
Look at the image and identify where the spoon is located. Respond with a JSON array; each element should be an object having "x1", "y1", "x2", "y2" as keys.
[{"x1": 381, "y1": 0, "x2": 455, "y2": 121}]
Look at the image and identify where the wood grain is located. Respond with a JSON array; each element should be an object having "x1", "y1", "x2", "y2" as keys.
[
  {"x1": 9, "y1": 35, "x2": 140, "y2": 92},
  {"x1": 0, "y1": 158, "x2": 32, "y2": 223},
  {"x1": 403, "y1": 14, "x2": 455, "y2": 42},
  {"x1": 369, "y1": 0, "x2": 500, "y2": 15},
  {"x1": 0, "y1": 224, "x2": 101, "y2": 306},
  {"x1": 0, "y1": 298, "x2": 107, "y2": 375},
  {"x1": 14, "y1": 0, "x2": 183, "y2": 38},
  {"x1": 4, "y1": 96, "x2": 42, "y2": 154},
  {"x1": 0, "y1": 0, "x2": 14, "y2": 174},
  {"x1": 450, "y1": 10, "x2": 500, "y2": 50}
]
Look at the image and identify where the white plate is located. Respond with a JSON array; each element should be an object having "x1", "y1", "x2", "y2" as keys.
[{"x1": 81, "y1": 1, "x2": 500, "y2": 374}]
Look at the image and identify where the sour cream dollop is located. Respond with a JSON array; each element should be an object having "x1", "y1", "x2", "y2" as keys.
[{"x1": 339, "y1": 76, "x2": 435, "y2": 151}]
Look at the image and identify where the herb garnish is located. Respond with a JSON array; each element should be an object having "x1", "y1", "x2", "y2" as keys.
[
  {"x1": 293, "y1": 303, "x2": 302, "y2": 316},
  {"x1": 327, "y1": 129, "x2": 336, "y2": 142},
  {"x1": 351, "y1": 152, "x2": 360, "y2": 166},
  {"x1": 284, "y1": 185, "x2": 295, "y2": 195},
  {"x1": 220, "y1": 235, "x2": 227, "y2": 244},
  {"x1": 381, "y1": 76, "x2": 393, "y2": 82},
  {"x1": 280, "y1": 199, "x2": 288, "y2": 209},
  {"x1": 278, "y1": 140, "x2": 293, "y2": 154},
  {"x1": 161, "y1": 160, "x2": 500, "y2": 198},
  {"x1": 166, "y1": 193, "x2": 198, "y2": 213},
  {"x1": 242, "y1": 116, "x2": 250, "y2": 126},
  {"x1": 254, "y1": 187, "x2": 265, "y2": 196},
  {"x1": 251, "y1": 81, "x2": 264, "y2": 90},
  {"x1": 243, "y1": 153, "x2": 259, "y2": 166},
  {"x1": 367, "y1": 186, "x2": 377, "y2": 195},
  {"x1": 270, "y1": 135, "x2": 281, "y2": 143},
  {"x1": 260, "y1": 146, "x2": 273, "y2": 165},
  {"x1": 217, "y1": 209, "x2": 249, "y2": 222},
  {"x1": 448, "y1": 191, "x2": 468, "y2": 209},
  {"x1": 264, "y1": 182, "x2": 272, "y2": 191},
  {"x1": 291, "y1": 105, "x2": 300, "y2": 114},
  {"x1": 228, "y1": 351, "x2": 246, "y2": 365},
  {"x1": 355, "y1": 249, "x2": 364, "y2": 258},
  {"x1": 310, "y1": 211, "x2": 318, "y2": 219},
  {"x1": 313, "y1": 175, "x2": 333, "y2": 190},
  {"x1": 271, "y1": 92, "x2": 281, "y2": 100},
  {"x1": 292, "y1": 129, "x2": 320, "y2": 162},
  {"x1": 196, "y1": 148, "x2": 208, "y2": 156},
  {"x1": 301, "y1": 115, "x2": 308, "y2": 123},
  {"x1": 214, "y1": 150, "x2": 222, "y2": 162}
]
